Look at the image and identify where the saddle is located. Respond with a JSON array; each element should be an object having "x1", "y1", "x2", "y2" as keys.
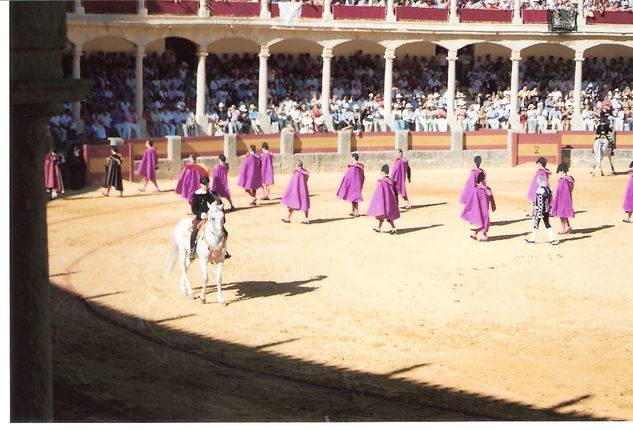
[{"x1": 186, "y1": 218, "x2": 207, "y2": 241}]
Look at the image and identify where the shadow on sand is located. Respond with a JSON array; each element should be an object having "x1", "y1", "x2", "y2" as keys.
[
  {"x1": 50, "y1": 283, "x2": 604, "y2": 421},
  {"x1": 396, "y1": 224, "x2": 444, "y2": 235},
  {"x1": 568, "y1": 224, "x2": 614, "y2": 235}
]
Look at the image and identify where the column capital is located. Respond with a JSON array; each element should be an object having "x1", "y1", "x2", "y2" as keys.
[
  {"x1": 135, "y1": 45, "x2": 145, "y2": 57},
  {"x1": 574, "y1": 51, "x2": 585, "y2": 62},
  {"x1": 259, "y1": 46, "x2": 270, "y2": 59},
  {"x1": 384, "y1": 48, "x2": 395, "y2": 61},
  {"x1": 447, "y1": 50, "x2": 458, "y2": 62},
  {"x1": 72, "y1": 44, "x2": 83, "y2": 57},
  {"x1": 196, "y1": 51, "x2": 209, "y2": 58},
  {"x1": 322, "y1": 47, "x2": 333, "y2": 59},
  {"x1": 510, "y1": 51, "x2": 522, "y2": 62}
]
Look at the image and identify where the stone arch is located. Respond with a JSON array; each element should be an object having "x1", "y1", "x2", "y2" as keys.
[
  {"x1": 83, "y1": 35, "x2": 135, "y2": 55},
  {"x1": 207, "y1": 37, "x2": 260, "y2": 55},
  {"x1": 269, "y1": 38, "x2": 323, "y2": 56}
]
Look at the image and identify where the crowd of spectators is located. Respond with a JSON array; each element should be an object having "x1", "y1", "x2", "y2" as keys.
[{"x1": 50, "y1": 48, "x2": 633, "y2": 144}]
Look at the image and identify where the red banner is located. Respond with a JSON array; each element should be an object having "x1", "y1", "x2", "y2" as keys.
[
  {"x1": 271, "y1": 3, "x2": 323, "y2": 18},
  {"x1": 586, "y1": 10, "x2": 633, "y2": 24},
  {"x1": 210, "y1": 1, "x2": 261, "y2": 17},
  {"x1": 396, "y1": 7, "x2": 448, "y2": 21},
  {"x1": 332, "y1": 5, "x2": 386, "y2": 20},
  {"x1": 148, "y1": 0, "x2": 199, "y2": 15},
  {"x1": 459, "y1": 8, "x2": 512, "y2": 22}
]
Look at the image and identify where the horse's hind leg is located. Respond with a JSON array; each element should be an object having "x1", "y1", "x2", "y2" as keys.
[
  {"x1": 216, "y1": 262, "x2": 226, "y2": 307},
  {"x1": 179, "y1": 252, "x2": 193, "y2": 297}
]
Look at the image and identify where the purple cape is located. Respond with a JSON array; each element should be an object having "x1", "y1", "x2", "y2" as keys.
[
  {"x1": 391, "y1": 157, "x2": 409, "y2": 198},
  {"x1": 459, "y1": 168, "x2": 485, "y2": 205},
  {"x1": 211, "y1": 163, "x2": 231, "y2": 200},
  {"x1": 366, "y1": 177, "x2": 400, "y2": 221},
  {"x1": 527, "y1": 167, "x2": 551, "y2": 202},
  {"x1": 460, "y1": 184, "x2": 492, "y2": 229},
  {"x1": 261, "y1": 152, "x2": 274, "y2": 185},
  {"x1": 137, "y1": 146, "x2": 158, "y2": 181},
  {"x1": 336, "y1": 163, "x2": 365, "y2": 203},
  {"x1": 623, "y1": 171, "x2": 633, "y2": 213},
  {"x1": 175, "y1": 162, "x2": 208, "y2": 203},
  {"x1": 550, "y1": 176, "x2": 575, "y2": 218},
  {"x1": 44, "y1": 153, "x2": 64, "y2": 192},
  {"x1": 281, "y1": 168, "x2": 310, "y2": 211},
  {"x1": 237, "y1": 153, "x2": 262, "y2": 191}
]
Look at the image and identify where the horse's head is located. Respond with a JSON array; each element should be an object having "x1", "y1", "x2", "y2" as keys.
[{"x1": 206, "y1": 201, "x2": 225, "y2": 232}]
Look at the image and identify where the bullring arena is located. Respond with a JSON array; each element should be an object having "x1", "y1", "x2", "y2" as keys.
[
  {"x1": 13, "y1": 0, "x2": 633, "y2": 423},
  {"x1": 48, "y1": 156, "x2": 632, "y2": 421}
]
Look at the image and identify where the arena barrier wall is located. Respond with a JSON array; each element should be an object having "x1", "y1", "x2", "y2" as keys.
[{"x1": 81, "y1": 130, "x2": 633, "y2": 184}]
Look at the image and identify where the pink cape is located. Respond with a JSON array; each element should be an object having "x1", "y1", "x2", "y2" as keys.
[
  {"x1": 459, "y1": 168, "x2": 485, "y2": 205},
  {"x1": 366, "y1": 177, "x2": 400, "y2": 221},
  {"x1": 237, "y1": 153, "x2": 262, "y2": 191},
  {"x1": 137, "y1": 146, "x2": 158, "y2": 182},
  {"x1": 336, "y1": 163, "x2": 365, "y2": 203},
  {"x1": 261, "y1": 152, "x2": 274, "y2": 185},
  {"x1": 460, "y1": 184, "x2": 492, "y2": 230},
  {"x1": 211, "y1": 163, "x2": 231, "y2": 200},
  {"x1": 281, "y1": 168, "x2": 310, "y2": 211},
  {"x1": 623, "y1": 171, "x2": 633, "y2": 213},
  {"x1": 175, "y1": 162, "x2": 208, "y2": 203},
  {"x1": 550, "y1": 176, "x2": 575, "y2": 218},
  {"x1": 527, "y1": 167, "x2": 551, "y2": 202},
  {"x1": 44, "y1": 153, "x2": 64, "y2": 192},
  {"x1": 391, "y1": 157, "x2": 409, "y2": 198}
]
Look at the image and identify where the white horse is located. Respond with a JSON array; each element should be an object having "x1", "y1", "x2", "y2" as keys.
[
  {"x1": 165, "y1": 201, "x2": 227, "y2": 305},
  {"x1": 590, "y1": 135, "x2": 613, "y2": 176}
]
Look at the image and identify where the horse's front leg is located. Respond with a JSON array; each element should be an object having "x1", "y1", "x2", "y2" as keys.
[
  {"x1": 216, "y1": 262, "x2": 226, "y2": 307},
  {"x1": 199, "y1": 254, "x2": 209, "y2": 304}
]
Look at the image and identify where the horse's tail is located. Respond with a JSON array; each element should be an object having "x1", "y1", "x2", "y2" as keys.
[{"x1": 163, "y1": 238, "x2": 178, "y2": 278}]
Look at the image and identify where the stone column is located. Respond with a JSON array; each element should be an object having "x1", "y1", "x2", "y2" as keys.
[
  {"x1": 167, "y1": 135, "x2": 182, "y2": 179},
  {"x1": 10, "y1": 1, "x2": 91, "y2": 421},
  {"x1": 258, "y1": 46, "x2": 269, "y2": 115},
  {"x1": 72, "y1": 43, "x2": 84, "y2": 132},
  {"x1": 449, "y1": 0, "x2": 458, "y2": 23},
  {"x1": 199, "y1": 0, "x2": 210, "y2": 17},
  {"x1": 260, "y1": 0, "x2": 271, "y2": 18},
  {"x1": 571, "y1": 51, "x2": 584, "y2": 131},
  {"x1": 135, "y1": 45, "x2": 146, "y2": 136},
  {"x1": 224, "y1": 134, "x2": 238, "y2": 176},
  {"x1": 509, "y1": 50, "x2": 521, "y2": 130},
  {"x1": 323, "y1": 0, "x2": 333, "y2": 20},
  {"x1": 576, "y1": 0, "x2": 585, "y2": 28},
  {"x1": 512, "y1": 0, "x2": 521, "y2": 24},
  {"x1": 386, "y1": 0, "x2": 396, "y2": 22},
  {"x1": 446, "y1": 49, "x2": 458, "y2": 124},
  {"x1": 138, "y1": 0, "x2": 148, "y2": 15},
  {"x1": 74, "y1": 0, "x2": 85, "y2": 14},
  {"x1": 321, "y1": 47, "x2": 333, "y2": 114},
  {"x1": 383, "y1": 48, "x2": 395, "y2": 121},
  {"x1": 196, "y1": 50, "x2": 209, "y2": 133}
]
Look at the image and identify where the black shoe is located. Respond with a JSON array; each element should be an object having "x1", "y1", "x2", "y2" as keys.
[
  {"x1": 189, "y1": 251, "x2": 196, "y2": 260},
  {"x1": 225, "y1": 252, "x2": 232, "y2": 259}
]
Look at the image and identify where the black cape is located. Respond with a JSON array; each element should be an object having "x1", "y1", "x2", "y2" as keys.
[{"x1": 104, "y1": 153, "x2": 123, "y2": 191}]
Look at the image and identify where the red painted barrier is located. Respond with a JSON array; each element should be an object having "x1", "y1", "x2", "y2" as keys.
[
  {"x1": 522, "y1": 9, "x2": 548, "y2": 23},
  {"x1": 586, "y1": 10, "x2": 633, "y2": 24},
  {"x1": 210, "y1": 1, "x2": 260, "y2": 16},
  {"x1": 82, "y1": 0, "x2": 137, "y2": 14}
]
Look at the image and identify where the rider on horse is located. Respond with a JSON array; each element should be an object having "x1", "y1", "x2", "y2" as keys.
[
  {"x1": 190, "y1": 176, "x2": 231, "y2": 260},
  {"x1": 596, "y1": 113, "x2": 616, "y2": 174}
]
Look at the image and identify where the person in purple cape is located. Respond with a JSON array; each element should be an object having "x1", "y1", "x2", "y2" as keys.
[
  {"x1": 366, "y1": 164, "x2": 400, "y2": 234},
  {"x1": 237, "y1": 144, "x2": 262, "y2": 206},
  {"x1": 460, "y1": 171, "x2": 496, "y2": 242},
  {"x1": 44, "y1": 148, "x2": 64, "y2": 200},
  {"x1": 211, "y1": 154, "x2": 235, "y2": 210},
  {"x1": 526, "y1": 157, "x2": 551, "y2": 216},
  {"x1": 336, "y1": 152, "x2": 365, "y2": 217},
  {"x1": 459, "y1": 155, "x2": 486, "y2": 205},
  {"x1": 622, "y1": 160, "x2": 633, "y2": 223},
  {"x1": 281, "y1": 160, "x2": 310, "y2": 224},
  {"x1": 260, "y1": 142, "x2": 274, "y2": 201},
  {"x1": 137, "y1": 140, "x2": 160, "y2": 192},
  {"x1": 391, "y1": 149, "x2": 411, "y2": 210},
  {"x1": 550, "y1": 163, "x2": 575, "y2": 234},
  {"x1": 175, "y1": 154, "x2": 209, "y2": 205}
]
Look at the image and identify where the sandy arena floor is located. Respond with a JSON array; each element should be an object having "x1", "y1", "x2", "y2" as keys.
[{"x1": 47, "y1": 160, "x2": 633, "y2": 421}]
